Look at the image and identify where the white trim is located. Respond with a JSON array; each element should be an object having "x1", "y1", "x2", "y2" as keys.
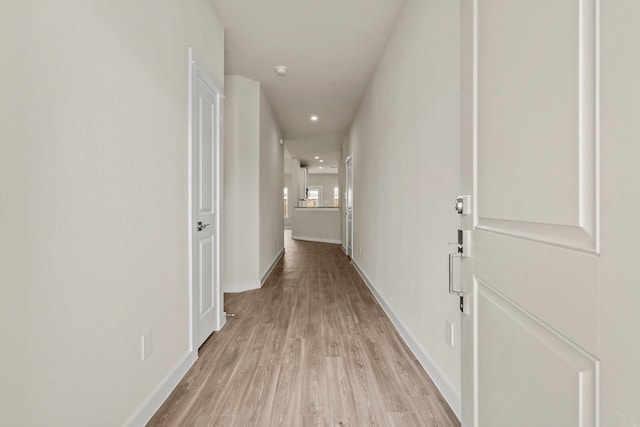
[
  {"x1": 292, "y1": 235, "x2": 342, "y2": 245},
  {"x1": 294, "y1": 207, "x2": 339, "y2": 212},
  {"x1": 124, "y1": 351, "x2": 197, "y2": 427},
  {"x1": 187, "y1": 48, "x2": 195, "y2": 353},
  {"x1": 344, "y1": 154, "x2": 354, "y2": 258},
  {"x1": 188, "y1": 48, "x2": 225, "y2": 351},
  {"x1": 261, "y1": 248, "x2": 285, "y2": 284},
  {"x1": 223, "y1": 280, "x2": 261, "y2": 293},
  {"x1": 351, "y1": 260, "x2": 462, "y2": 421},
  {"x1": 223, "y1": 249, "x2": 285, "y2": 293}
]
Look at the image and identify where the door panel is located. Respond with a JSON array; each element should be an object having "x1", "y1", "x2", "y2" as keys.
[
  {"x1": 473, "y1": 231, "x2": 599, "y2": 354},
  {"x1": 191, "y1": 51, "x2": 225, "y2": 349},
  {"x1": 460, "y1": 0, "x2": 600, "y2": 425},
  {"x1": 199, "y1": 92, "x2": 214, "y2": 213},
  {"x1": 476, "y1": 279, "x2": 597, "y2": 427},
  {"x1": 476, "y1": 0, "x2": 597, "y2": 248},
  {"x1": 199, "y1": 238, "x2": 215, "y2": 321},
  {"x1": 477, "y1": 0, "x2": 582, "y2": 227}
]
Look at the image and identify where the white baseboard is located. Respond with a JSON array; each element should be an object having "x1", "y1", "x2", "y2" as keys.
[
  {"x1": 351, "y1": 260, "x2": 462, "y2": 421},
  {"x1": 292, "y1": 235, "x2": 342, "y2": 245},
  {"x1": 125, "y1": 350, "x2": 198, "y2": 427},
  {"x1": 261, "y1": 248, "x2": 285, "y2": 284},
  {"x1": 223, "y1": 248, "x2": 285, "y2": 293},
  {"x1": 223, "y1": 280, "x2": 261, "y2": 293}
]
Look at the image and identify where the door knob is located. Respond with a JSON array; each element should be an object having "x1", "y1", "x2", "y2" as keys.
[{"x1": 197, "y1": 221, "x2": 210, "y2": 231}]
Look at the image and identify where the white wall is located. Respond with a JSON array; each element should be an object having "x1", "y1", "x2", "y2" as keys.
[
  {"x1": 339, "y1": 144, "x2": 347, "y2": 252},
  {"x1": 224, "y1": 76, "x2": 283, "y2": 291},
  {"x1": 292, "y1": 209, "x2": 342, "y2": 244},
  {"x1": 0, "y1": 1, "x2": 224, "y2": 425},
  {"x1": 224, "y1": 76, "x2": 260, "y2": 287},
  {"x1": 285, "y1": 158, "x2": 301, "y2": 226},
  {"x1": 258, "y1": 92, "x2": 285, "y2": 278},
  {"x1": 343, "y1": 0, "x2": 461, "y2": 415},
  {"x1": 284, "y1": 174, "x2": 292, "y2": 228}
]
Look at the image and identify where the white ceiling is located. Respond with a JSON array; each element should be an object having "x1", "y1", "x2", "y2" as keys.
[{"x1": 213, "y1": 0, "x2": 406, "y2": 168}]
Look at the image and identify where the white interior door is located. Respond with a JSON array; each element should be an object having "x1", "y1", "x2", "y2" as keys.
[
  {"x1": 459, "y1": 1, "x2": 600, "y2": 425},
  {"x1": 345, "y1": 155, "x2": 353, "y2": 257},
  {"x1": 190, "y1": 50, "x2": 225, "y2": 349}
]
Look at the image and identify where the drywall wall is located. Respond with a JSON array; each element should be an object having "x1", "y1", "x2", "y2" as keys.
[
  {"x1": 285, "y1": 158, "x2": 301, "y2": 229},
  {"x1": 224, "y1": 76, "x2": 283, "y2": 291},
  {"x1": 223, "y1": 76, "x2": 261, "y2": 289},
  {"x1": 284, "y1": 174, "x2": 293, "y2": 228},
  {"x1": 292, "y1": 209, "x2": 342, "y2": 244},
  {"x1": 343, "y1": 0, "x2": 461, "y2": 415},
  {"x1": 0, "y1": 1, "x2": 224, "y2": 425},
  {"x1": 0, "y1": 5, "x2": 27, "y2": 422},
  {"x1": 258, "y1": 92, "x2": 285, "y2": 279}
]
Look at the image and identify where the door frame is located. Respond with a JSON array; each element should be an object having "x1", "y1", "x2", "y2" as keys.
[
  {"x1": 344, "y1": 154, "x2": 353, "y2": 257},
  {"x1": 188, "y1": 48, "x2": 225, "y2": 353}
]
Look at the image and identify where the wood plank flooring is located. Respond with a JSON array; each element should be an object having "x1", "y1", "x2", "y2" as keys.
[{"x1": 147, "y1": 234, "x2": 460, "y2": 426}]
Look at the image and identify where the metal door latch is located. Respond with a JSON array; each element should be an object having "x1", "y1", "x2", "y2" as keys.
[
  {"x1": 449, "y1": 229, "x2": 469, "y2": 314},
  {"x1": 197, "y1": 221, "x2": 210, "y2": 231},
  {"x1": 455, "y1": 195, "x2": 472, "y2": 215}
]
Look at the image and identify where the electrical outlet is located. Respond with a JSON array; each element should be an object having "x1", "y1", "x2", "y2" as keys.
[
  {"x1": 142, "y1": 331, "x2": 152, "y2": 360},
  {"x1": 445, "y1": 321, "x2": 455, "y2": 347}
]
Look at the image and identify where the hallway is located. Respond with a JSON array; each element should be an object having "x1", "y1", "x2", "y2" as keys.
[{"x1": 148, "y1": 234, "x2": 459, "y2": 426}]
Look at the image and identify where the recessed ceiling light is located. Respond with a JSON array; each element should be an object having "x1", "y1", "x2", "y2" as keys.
[
  {"x1": 319, "y1": 160, "x2": 324, "y2": 163},
  {"x1": 310, "y1": 115, "x2": 318, "y2": 121},
  {"x1": 319, "y1": 166, "x2": 323, "y2": 169},
  {"x1": 314, "y1": 156, "x2": 319, "y2": 159},
  {"x1": 275, "y1": 65, "x2": 287, "y2": 76}
]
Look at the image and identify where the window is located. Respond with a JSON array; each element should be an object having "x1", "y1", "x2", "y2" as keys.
[
  {"x1": 283, "y1": 187, "x2": 288, "y2": 218},
  {"x1": 334, "y1": 186, "x2": 339, "y2": 207},
  {"x1": 307, "y1": 186, "x2": 322, "y2": 207}
]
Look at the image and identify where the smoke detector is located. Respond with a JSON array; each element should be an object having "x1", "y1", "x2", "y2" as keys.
[{"x1": 275, "y1": 65, "x2": 288, "y2": 76}]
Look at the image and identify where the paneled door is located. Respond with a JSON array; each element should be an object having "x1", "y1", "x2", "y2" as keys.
[
  {"x1": 190, "y1": 50, "x2": 225, "y2": 349},
  {"x1": 459, "y1": 0, "x2": 599, "y2": 425}
]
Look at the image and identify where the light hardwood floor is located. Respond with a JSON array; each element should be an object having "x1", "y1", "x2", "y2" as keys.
[{"x1": 147, "y1": 234, "x2": 460, "y2": 426}]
